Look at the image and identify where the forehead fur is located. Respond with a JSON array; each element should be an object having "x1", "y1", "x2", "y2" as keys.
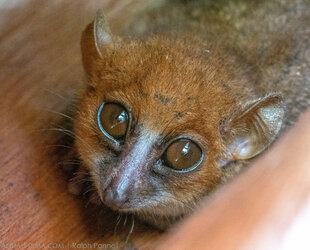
[{"x1": 88, "y1": 37, "x2": 238, "y2": 138}]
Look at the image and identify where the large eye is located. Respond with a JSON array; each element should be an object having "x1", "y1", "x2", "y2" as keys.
[
  {"x1": 97, "y1": 103, "x2": 129, "y2": 142},
  {"x1": 162, "y1": 139, "x2": 203, "y2": 172}
]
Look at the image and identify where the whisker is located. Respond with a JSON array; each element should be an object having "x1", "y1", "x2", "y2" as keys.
[
  {"x1": 55, "y1": 160, "x2": 80, "y2": 169},
  {"x1": 125, "y1": 215, "x2": 135, "y2": 244},
  {"x1": 44, "y1": 109, "x2": 74, "y2": 121},
  {"x1": 83, "y1": 187, "x2": 97, "y2": 196},
  {"x1": 43, "y1": 144, "x2": 73, "y2": 150},
  {"x1": 123, "y1": 214, "x2": 128, "y2": 226},
  {"x1": 43, "y1": 88, "x2": 68, "y2": 100},
  {"x1": 114, "y1": 214, "x2": 123, "y2": 234},
  {"x1": 57, "y1": 159, "x2": 81, "y2": 164},
  {"x1": 40, "y1": 127, "x2": 95, "y2": 155}
]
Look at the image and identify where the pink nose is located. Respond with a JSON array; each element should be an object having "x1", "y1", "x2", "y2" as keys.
[{"x1": 103, "y1": 186, "x2": 130, "y2": 210}]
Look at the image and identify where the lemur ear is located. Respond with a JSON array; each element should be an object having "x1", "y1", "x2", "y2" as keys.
[
  {"x1": 222, "y1": 93, "x2": 285, "y2": 163},
  {"x1": 93, "y1": 9, "x2": 114, "y2": 58},
  {"x1": 81, "y1": 9, "x2": 116, "y2": 75}
]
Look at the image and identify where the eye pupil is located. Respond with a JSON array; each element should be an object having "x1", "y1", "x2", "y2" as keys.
[
  {"x1": 163, "y1": 139, "x2": 203, "y2": 172},
  {"x1": 98, "y1": 103, "x2": 129, "y2": 142}
]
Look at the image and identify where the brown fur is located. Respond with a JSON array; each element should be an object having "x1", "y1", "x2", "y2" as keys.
[{"x1": 70, "y1": 0, "x2": 310, "y2": 229}]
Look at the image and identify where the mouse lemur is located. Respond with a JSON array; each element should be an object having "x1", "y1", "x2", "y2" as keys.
[{"x1": 66, "y1": 0, "x2": 310, "y2": 229}]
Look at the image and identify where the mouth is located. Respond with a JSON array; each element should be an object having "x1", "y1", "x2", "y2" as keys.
[{"x1": 102, "y1": 201, "x2": 140, "y2": 213}]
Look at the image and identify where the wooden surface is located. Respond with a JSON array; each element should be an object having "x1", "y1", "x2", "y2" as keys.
[{"x1": 0, "y1": 0, "x2": 160, "y2": 249}]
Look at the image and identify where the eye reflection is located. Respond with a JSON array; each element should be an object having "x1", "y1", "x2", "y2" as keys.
[
  {"x1": 97, "y1": 103, "x2": 129, "y2": 142},
  {"x1": 162, "y1": 139, "x2": 203, "y2": 172}
]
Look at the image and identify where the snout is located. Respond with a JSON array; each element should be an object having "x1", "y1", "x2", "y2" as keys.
[{"x1": 100, "y1": 130, "x2": 159, "y2": 211}]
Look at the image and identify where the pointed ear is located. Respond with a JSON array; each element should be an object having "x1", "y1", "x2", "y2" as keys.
[
  {"x1": 93, "y1": 9, "x2": 114, "y2": 58},
  {"x1": 80, "y1": 9, "x2": 115, "y2": 76},
  {"x1": 222, "y1": 93, "x2": 285, "y2": 163}
]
